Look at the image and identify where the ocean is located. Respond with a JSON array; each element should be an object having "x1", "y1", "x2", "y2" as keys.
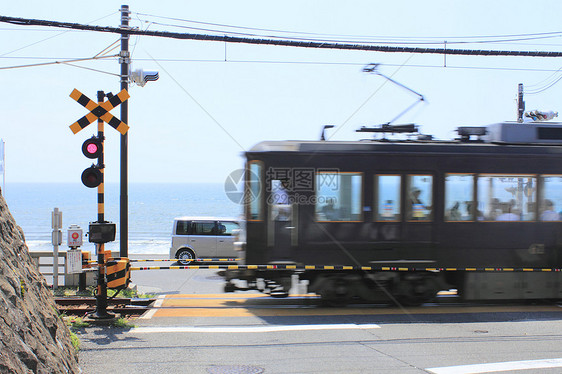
[{"x1": 3, "y1": 183, "x2": 242, "y2": 255}]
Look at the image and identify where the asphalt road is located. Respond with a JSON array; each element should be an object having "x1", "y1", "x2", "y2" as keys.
[{"x1": 76, "y1": 255, "x2": 562, "y2": 374}]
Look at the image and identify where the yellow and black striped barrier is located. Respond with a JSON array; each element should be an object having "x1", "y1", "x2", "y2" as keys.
[
  {"x1": 129, "y1": 258, "x2": 241, "y2": 262},
  {"x1": 84, "y1": 258, "x2": 241, "y2": 265},
  {"x1": 128, "y1": 264, "x2": 562, "y2": 272},
  {"x1": 106, "y1": 258, "x2": 131, "y2": 289}
]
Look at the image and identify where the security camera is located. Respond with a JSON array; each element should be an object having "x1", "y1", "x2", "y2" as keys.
[{"x1": 130, "y1": 68, "x2": 159, "y2": 87}]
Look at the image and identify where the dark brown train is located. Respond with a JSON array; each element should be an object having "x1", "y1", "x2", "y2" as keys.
[{"x1": 224, "y1": 122, "x2": 562, "y2": 305}]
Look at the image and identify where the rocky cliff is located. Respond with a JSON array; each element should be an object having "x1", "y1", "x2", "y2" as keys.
[{"x1": 0, "y1": 192, "x2": 79, "y2": 373}]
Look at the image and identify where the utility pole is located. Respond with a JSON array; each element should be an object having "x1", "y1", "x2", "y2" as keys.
[
  {"x1": 517, "y1": 83, "x2": 525, "y2": 123},
  {"x1": 119, "y1": 5, "x2": 130, "y2": 258}
]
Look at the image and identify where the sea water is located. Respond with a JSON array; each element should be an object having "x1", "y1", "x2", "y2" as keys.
[{"x1": 3, "y1": 183, "x2": 242, "y2": 255}]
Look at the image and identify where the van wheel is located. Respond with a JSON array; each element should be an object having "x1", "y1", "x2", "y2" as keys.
[{"x1": 177, "y1": 249, "x2": 195, "y2": 265}]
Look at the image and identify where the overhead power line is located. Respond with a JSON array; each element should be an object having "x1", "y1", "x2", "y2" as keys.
[
  {"x1": 1, "y1": 15, "x2": 562, "y2": 57},
  {"x1": 133, "y1": 12, "x2": 562, "y2": 44}
]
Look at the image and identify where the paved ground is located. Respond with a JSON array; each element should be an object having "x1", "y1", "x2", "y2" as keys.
[{"x1": 76, "y1": 255, "x2": 562, "y2": 374}]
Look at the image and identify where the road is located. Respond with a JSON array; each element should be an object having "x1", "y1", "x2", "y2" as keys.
[{"x1": 76, "y1": 256, "x2": 562, "y2": 374}]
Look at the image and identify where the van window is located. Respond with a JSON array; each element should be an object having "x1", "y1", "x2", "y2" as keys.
[
  {"x1": 176, "y1": 220, "x2": 192, "y2": 235},
  {"x1": 192, "y1": 222, "x2": 216, "y2": 235},
  {"x1": 218, "y1": 221, "x2": 239, "y2": 235}
]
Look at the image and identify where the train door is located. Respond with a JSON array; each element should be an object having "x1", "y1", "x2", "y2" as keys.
[
  {"x1": 267, "y1": 179, "x2": 297, "y2": 261},
  {"x1": 374, "y1": 174, "x2": 403, "y2": 243},
  {"x1": 402, "y1": 174, "x2": 436, "y2": 259}
]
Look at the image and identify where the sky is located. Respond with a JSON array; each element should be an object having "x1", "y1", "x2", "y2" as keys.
[{"x1": 2, "y1": 0, "x2": 562, "y2": 184}]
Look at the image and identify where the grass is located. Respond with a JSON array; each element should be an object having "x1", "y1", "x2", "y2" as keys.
[
  {"x1": 52, "y1": 286, "x2": 156, "y2": 299},
  {"x1": 69, "y1": 317, "x2": 90, "y2": 329},
  {"x1": 112, "y1": 317, "x2": 135, "y2": 329},
  {"x1": 70, "y1": 332, "x2": 81, "y2": 351},
  {"x1": 52, "y1": 286, "x2": 95, "y2": 297},
  {"x1": 107, "y1": 287, "x2": 156, "y2": 299}
]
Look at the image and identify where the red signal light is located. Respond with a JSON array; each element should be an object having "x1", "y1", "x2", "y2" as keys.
[
  {"x1": 86, "y1": 143, "x2": 98, "y2": 154},
  {"x1": 81, "y1": 166, "x2": 102, "y2": 188},
  {"x1": 82, "y1": 137, "x2": 102, "y2": 159}
]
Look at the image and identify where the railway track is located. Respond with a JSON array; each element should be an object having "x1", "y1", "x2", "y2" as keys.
[{"x1": 55, "y1": 297, "x2": 155, "y2": 316}]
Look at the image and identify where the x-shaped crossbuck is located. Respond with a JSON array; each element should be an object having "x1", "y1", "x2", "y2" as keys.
[{"x1": 69, "y1": 88, "x2": 130, "y2": 135}]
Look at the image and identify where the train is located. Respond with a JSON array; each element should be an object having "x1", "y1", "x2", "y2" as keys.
[{"x1": 223, "y1": 121, "x2": 562, "y2": 305}]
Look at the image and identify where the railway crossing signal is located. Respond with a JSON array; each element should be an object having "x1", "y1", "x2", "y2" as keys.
[
  {"x1": 69, "y1": 88, "x2": 129, "y2": 321},
  {"x1": 69, "y1": 88, "x2": 129, "y2": 135},
  {"x1": 81, "y1": 136, "x2": 104, "y2": 188},
  {"x1": 70, "y1": 89, "x2": 129, "y2": 188}
]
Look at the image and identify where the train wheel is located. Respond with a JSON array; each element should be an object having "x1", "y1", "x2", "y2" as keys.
[
  {"x1": 394, "y1": 274, "x2": 438, "y2": 306},
  {"x1": 319, "y1": 277, "x2": 351, "y2": 307},
  {"x1": 265, "y1": 280, "x2": 289, "y2": 298}
]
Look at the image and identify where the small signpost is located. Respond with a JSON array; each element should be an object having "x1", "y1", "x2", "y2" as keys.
[
  {"x1": 66, "y1": 224, "x2": 83, "y2": 290},
  {"x1": 51, "y1": 208, "x2": 62, "y2": 289}
]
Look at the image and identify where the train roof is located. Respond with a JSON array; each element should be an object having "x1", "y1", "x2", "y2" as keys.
[{"x1": 248, "y1": 122, "x2": 562, "y2": 155}]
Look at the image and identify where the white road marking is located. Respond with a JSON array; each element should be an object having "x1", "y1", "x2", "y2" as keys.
[
  {"x1": 427, "y1": 357, "x2": 562, "y2": 374},
  {"x1": 138, "y1": 295, "x2": 165, "y2": 320},
  {"x1": 130, "y1": 323, "x2": 380, "y2": 333}
]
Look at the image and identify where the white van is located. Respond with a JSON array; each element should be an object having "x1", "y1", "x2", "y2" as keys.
[{"x1": 169, "y1": 217, "x2": 240, "y2": 264}]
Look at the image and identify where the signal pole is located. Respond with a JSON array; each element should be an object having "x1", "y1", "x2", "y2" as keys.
[
  {"x1": 120, "y1": 5, "x2": 130, "y2": 258},
  {"x1": 90, "y1": 90, "x2": 112, "y2": 320},
  {"x1": 517, "y1": 83, "x2": 525, "y2": 123}
]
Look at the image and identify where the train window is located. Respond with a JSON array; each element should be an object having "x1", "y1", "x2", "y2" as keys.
[
  {"x1": 375, "y1": 175, "x2": 401, "y2": 221},
  {"x1": 247, "y1": 161, "x2": 263, "y2": 221},
  {"x1": 406, "y1": 175, "x2": 433, "y2": 221},
  {"x1": 477, "y1": 175, "x2": 536, "y2": 221},
  {"x1": 315, "y1": 172, "x2": 363, "y2": 222},
  {"x1": 444, "y1": 174, "x2": 474, "y2": 221},
  {"x1": 270, "y1": 179, "x2": 292, "y2": 221},
  {"x1": 539, "y1": 175, "x2": 562, "y2": 221}
]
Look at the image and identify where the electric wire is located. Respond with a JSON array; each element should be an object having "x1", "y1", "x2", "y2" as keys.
[
  {"x1": 60, "y1": 61, "x2": 120, "y2": 77},
  {"x1": 133, "y1": 11, "x2": 562, "y2": 45},
  {"x1": 3, "y1": 54, "x2": 562, "y2": 75},
  {"x1": 523, "y1": 65, "x2": 562, "y2": 95},
  {"x1": 1, "y1": 15, "x2": 561, "y2": 57},
  {"x1": 0, "y1": 54, "x2": 117, "y2": 71},
  {"x1": 0, "y1": 12, "x2": 117, "y2": 58},
  {"x1": 525, "y1": 74, "x2": 562, "y2": 95},
  {"x1": 141, "y1": 19, "x2": 562, "y2": 46},
  {"x1": 328, "y1": 55, "x2": 415, "y2": 140},
  {"x1": 93, "y1": 39, "x2": 121, "y2": 58}
]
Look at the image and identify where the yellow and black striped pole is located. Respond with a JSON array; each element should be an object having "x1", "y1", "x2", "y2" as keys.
[{"x1": 92, "y1": 90, "x2": 112, "y2": 320}]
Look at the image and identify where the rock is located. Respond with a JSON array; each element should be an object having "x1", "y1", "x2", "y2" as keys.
[{"x1": 0, "y1": 192, "x2": 79, "y2": 373}]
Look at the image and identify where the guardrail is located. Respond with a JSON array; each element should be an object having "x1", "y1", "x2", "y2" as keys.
[
  {"x1": 29, "y1": 250, "x2": 118, "y2": 287},
  {"x1": 29, "y1": 251, "x2": 68, "y2": 287}
]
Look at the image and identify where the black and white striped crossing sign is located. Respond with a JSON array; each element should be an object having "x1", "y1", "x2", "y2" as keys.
[{"x1": 69, "y1": 88, "x2": 130, "y2": 135}]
